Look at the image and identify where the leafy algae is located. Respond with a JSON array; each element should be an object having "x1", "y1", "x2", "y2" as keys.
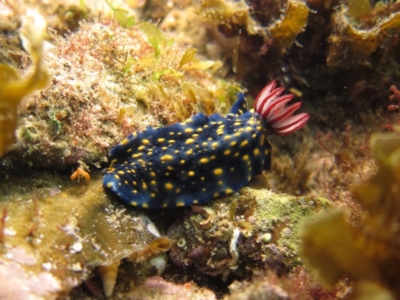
[
  {"x1": 0, "y1": 10, "x2": 49, "y2": 157},
  {"x1": 301, "y1": 132, "x2": 400, "y2": 299}
]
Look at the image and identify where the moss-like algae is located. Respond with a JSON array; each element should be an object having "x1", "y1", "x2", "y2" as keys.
[{"x1": 243, "y1": 189, "x2": 332, "y2": 268}]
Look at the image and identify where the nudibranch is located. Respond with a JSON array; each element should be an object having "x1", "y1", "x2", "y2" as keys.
[{"x1": 103, "y1": 81, "x2": 309, "y2": 209}]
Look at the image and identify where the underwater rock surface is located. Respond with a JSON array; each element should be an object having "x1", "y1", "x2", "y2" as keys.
[
  {"x1": 0, "y1": 175, "x2": 165, "y2": 298},
  {"x1": 0, "y1": 171, "x2": 331, "y2": 298},
  {"x1": 167, "y1": 188, "x2": 331, "y2": 277}
]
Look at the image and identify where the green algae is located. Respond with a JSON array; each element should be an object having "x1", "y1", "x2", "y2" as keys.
[{"x1": 242, "y1": 188, "x2": 332, "y2": 268}]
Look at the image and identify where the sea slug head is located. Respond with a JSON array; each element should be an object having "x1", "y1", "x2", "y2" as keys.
[{"x1": 254, "y1": 80, "x2": 310, "y2": 136}]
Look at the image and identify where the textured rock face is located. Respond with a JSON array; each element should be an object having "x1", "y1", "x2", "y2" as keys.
[{"x1": 167, "y1": 187, "x2": 332, "y2": 277}]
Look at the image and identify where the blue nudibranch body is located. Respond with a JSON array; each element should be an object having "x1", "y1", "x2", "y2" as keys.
[{"x1": 103, "y1": 81, "x2": 309, "y2": 209}]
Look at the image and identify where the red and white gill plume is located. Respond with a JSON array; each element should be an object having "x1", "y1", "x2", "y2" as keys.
[{"x1": 254, "y1": 80, "x2": 310, "y2": 136}]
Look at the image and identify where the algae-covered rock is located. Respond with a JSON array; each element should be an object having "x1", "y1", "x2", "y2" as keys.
[
  {"x1": 0, "y1": 174, "x2": 171, "y2": 298},
  {"x1": 301, "y1": 132, "x2": 400, "y2": 299},
  {"x1": 123, "y1": 276, "x2": 217, "y2": 300},
  {"x1": 2, "y1": 14, "x2": 237, "y2": 170},
  {"x1": 167, "y1": 187, "x2": 331, "y2": 277}
]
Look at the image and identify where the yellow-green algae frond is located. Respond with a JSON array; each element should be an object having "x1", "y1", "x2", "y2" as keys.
[
  {"x1": 301, "y1": 132, "x2": 400, "y2": 299},
  {"x1": 0, "y1": 10, "x2": 49, "y2": 157}
]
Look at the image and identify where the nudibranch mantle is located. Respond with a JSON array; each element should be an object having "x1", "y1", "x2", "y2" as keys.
[
  {"x1": 104, "y1": 94, "x2": 270, "y2": 209},
  {"x1": 103, "y1": 81, "x2": 309, "y2": 209}
]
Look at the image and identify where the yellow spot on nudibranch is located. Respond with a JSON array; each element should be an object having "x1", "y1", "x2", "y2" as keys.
[
  {"x1": 138, "y1": 145, "x2": 145, "y2": 151},
  {"x1": 142, "y1": 203, "x2": 148, "y2": 209},
  {"x1": 185, "y1": 138, "x2": 195, "y2": 145},
  {"x1": 142, "y1": 139, "x2": 150, "y2": 145},
  {"x1": 184, "y1": 128, "x2": 194, "y2": 133},
  {"x1": 161, "y1": 155, "x2": 173, "y2": 161},
  {"x1": 168, "y1": 139, "x2": 176, "y2": 144},
  {"x1": 254, "y1": 148, "x2": 260, "y2": 155},
  {"x1": 199, "y1": 158, "x2": 209, "y2": 164},
  {"x1": 188, "y1": 171, "x2": 195, "y2": 176},
  {"x1": 230, "y1": 141, "x2": 237, "y2": 147},
  {"x1": 142, "y1": 182, "x2": 147, "y2": 189},
  {"x1": 131, "y1": 153, "x2": 142, "y2": 159},
  {"x1": 243, "y1": 155, "x2": 249, "y2": 161},
  {"x1": 120, "y1": 138, "x2": 129, "y2": 146},
  {"x1": 176, "y1": 188, "x2": 181, "y2": 193},
  {"x1": 214, "y1": 168, "x2": 223, "y2": 175},
  {"x1": 240, "y1": 140, "x2": 249, "y2": 147},
  {"x1": 150, "y1": 171, "x2": 156, "y2": 177},
  {"x1": 157, "y1": 138, "x2": 165, "y2": 143},
  {"x1": 226, "y1": 188, "x2": 233, "y2": 194},
  {"x1": 176, "y1": 202, "x2": 185, "y2": 207},
  {"x1": 165, "y1": 183, "x2": 173, "y2": 190},
  {"x1": 131, "y1": 201, "x2": 138, "y2": 207},
  {"x1": 224, "y1": 149, "x2": 231, "y2": 155},
  {"x1": 106, "y1": 182, "x2": 113, "y2": 188}
]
